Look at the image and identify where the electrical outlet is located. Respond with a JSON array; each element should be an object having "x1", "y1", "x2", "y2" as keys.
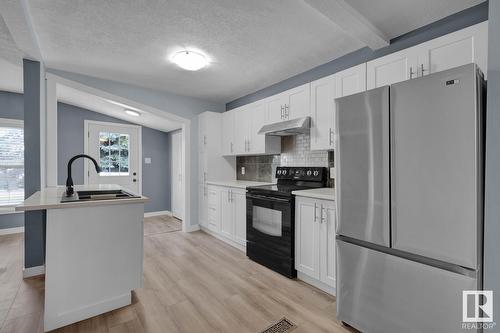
[
  {"x1": 145, "y1": 157, "x2": 151, "y2": 164},
  {"x1": 241, "y1": 167, "x2": 245, "y2": 175}
]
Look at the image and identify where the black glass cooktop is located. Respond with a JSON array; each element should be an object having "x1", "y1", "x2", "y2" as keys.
[{"x1": 247, "y1": 184, "x2": 320, "y2": 197}]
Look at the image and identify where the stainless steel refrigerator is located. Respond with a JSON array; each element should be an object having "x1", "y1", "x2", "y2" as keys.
[{"x1": 335, "y1": 63, "x2": 485, "y2": 333}]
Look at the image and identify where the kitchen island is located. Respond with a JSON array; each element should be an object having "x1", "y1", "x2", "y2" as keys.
[{"x1": 16, "y1": 184, "x2": 148, "y2": 332}]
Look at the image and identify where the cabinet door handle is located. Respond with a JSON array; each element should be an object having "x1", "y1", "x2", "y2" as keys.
[
  {"x1": 247, "y1": 139, "x2": 250, "y2": 152},
  {"x1": 420, "y1": 64, "x2": 427, "y2": 76},
  {"x1": 314, "y1": 203, "x2": 318, "y2": 222},
  {"x1": 321, "y1": 206, "x2": 327, "y2": 224},
  {"x1": 204, "y1": 135, "x2": 207, "y2": 145},
  {"x1": 329, "y1": 128, "x2": 333, "y2": 146},
  {"x1": 409, "y1": 66, "x2": 416, "y2": 79},
  {"x1": 230, "y1": 142, "x2": 233, "y2": 153}
]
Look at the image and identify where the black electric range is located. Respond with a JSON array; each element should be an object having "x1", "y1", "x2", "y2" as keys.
[{"x1": 246, "y1": 166, "x2": 327, "y2": 278}]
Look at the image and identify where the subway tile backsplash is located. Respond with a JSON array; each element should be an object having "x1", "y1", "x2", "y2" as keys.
[{"x1": 236, "y1": 133, "x2": 335, "y2": 187}]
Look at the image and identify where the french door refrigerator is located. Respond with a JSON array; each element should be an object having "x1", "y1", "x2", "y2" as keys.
[{"x1": 335, "y1": 64, "x2": 485, "y2": 333}]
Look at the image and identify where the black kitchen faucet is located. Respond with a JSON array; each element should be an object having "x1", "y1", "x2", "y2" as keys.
[{"x1": 65, "y1": 154, "x2": 101, "y2": 197}]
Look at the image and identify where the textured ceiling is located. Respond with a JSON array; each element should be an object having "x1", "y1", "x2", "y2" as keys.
[
  {"x1": 346, "y1": 0, "x2": 485, "y2": 40},
  {"x1": 0, "y1": 15, "x2": 23, "y2": 65},
  {"x1": 14, "y1": 0, "x2": 487, "y2": 103},
  {"x1": 27, "y1": 0, "x2": 365, "y2": 103}
]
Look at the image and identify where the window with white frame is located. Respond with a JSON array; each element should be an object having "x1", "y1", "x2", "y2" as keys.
[{"x1": 0, "y1": 118, "x2": 24, "y2": 206}]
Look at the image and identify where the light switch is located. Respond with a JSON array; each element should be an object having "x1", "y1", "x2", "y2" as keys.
[
  {"x1": 329, "y1": 167, "x2": 335, "y2": 179},
  {"x1": 145, "y1": 157, "x2": 152, "y2": 164}
]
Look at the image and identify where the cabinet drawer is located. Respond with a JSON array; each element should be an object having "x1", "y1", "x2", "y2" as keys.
[{"x1": 207, "y1": 205, "x2": 218, "y2": 219}]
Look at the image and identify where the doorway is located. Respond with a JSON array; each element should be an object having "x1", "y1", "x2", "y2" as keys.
[
  {"x1": 171, "y1": 130, "x2": 183, "y2": 220},
  {"x1": 84, "y1": 120, "x2": 142, "y2": 194}
]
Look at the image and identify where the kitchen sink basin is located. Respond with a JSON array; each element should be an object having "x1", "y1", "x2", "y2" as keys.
[{"x1": 61, "y1": 189, "x2": 140, "y2": 203}]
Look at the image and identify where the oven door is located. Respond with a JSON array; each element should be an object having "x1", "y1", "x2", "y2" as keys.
[{"x1": 246, "y1": 192, "x2": 294, "y2": 260}]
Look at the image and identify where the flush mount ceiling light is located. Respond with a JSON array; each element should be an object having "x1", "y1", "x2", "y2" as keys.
[
  {"x1": 125, "y1": 109, "x2": 140, "y2": 117},
  {"x1": 171, "y1": 50, "x2": 208, "y2": 71}
]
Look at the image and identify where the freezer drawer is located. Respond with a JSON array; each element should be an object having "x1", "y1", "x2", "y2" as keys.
[
  {"x1": 390, "y1": 64, "x2": 483, "y2": 269},
  {"x1": 335, "y1": 87, "x2": 390, "y2": 247},
  {"x1": 336, "y1": 239, "x2": 479, "y2": 333}
]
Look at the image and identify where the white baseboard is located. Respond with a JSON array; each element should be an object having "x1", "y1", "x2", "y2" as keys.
[
  {"x1": 0, "y1": 226, "x2": 24, "y2": 235},
  {"x1": 45, "y1": 292, "x2": 131, "y2": 331},
  {"x1": 185, "y1": 224, "x2": 200, "y2": 232},
  {"x1": 23, "y1": 265, "x2": 46, "y2": 278},
  {"x1": 200, "y1": 226, "x2": 246, "y2": 253},
  {"x1": 144, "y1": 210, "x2": 172, "y2": 218},
  {"x1": 297, "y1": 271, "x2": 336, "y2": 296}
]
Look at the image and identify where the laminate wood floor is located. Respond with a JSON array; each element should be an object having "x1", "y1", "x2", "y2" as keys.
[
  {"x1": 143, "y1": 215, "x2": 182, "y2": 236},
  {"x1": 0, "y1": 216, "x2": 357, "y2": 333}
]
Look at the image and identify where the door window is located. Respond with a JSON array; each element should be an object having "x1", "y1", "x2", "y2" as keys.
[{"x1": 99, "y1": 132, "x2": 129, "y2": 176}]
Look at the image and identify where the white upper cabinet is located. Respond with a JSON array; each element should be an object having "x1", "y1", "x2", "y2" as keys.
[
  {"x1": 310, "y1": 74, "x2": 336, "y2": 151},
  {"x1": 248, "y1": 101, "x2": 280, "y2": 155},
  {"x1": 221, "y1": 110, "x2": 234, "y2": 156},
  {"x1": 418, "y1": 21, "x2": 488, "y2": 77},
  {"x1": 267, "y1": 94, "x2": 288, "y2": 124},
  {"x1": 367, "y1": 22, "x2": 488, "y2": 89},
  {"x1": 287, "y1": 83, "x2": 311, "y2": 120},
  {"x1": 336, "y1": 63, "x2": 367, "y2": 97},
  {"x1": 233, "y1": 106, "x2": 249, "y2": 155},
  {"x1": 367, "y1": 48, "x2": 417, "y2": 89},
  {"x1": 310, "y1": 64, "x2": 366, "y2": 151},
  {"x1": 267, "y1": 83, "x2": 311, "y2": 123},
  {"x1": 223, "y1": 101, "x2": 280, "y2": 156}
]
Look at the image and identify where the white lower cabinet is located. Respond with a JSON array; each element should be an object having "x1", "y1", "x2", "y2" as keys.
[
  {"x1": 295, "y1": 196, "x2": 336, "y2": 295},
  {"x1": 205, "y1": 185, "x2": 247, "y2": 250}
]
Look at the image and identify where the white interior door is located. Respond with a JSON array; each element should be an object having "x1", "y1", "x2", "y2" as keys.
[
  {"x1": 85, "y1": 121, "x2": 141, "y2": 194},
  {"x1": 171, "y1": 130, "x2": 184, "y2": 220}
]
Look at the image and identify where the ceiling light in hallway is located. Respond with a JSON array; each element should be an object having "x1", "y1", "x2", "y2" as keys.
[{"x1": 125, "y1": 109, "x2": 140, "y2": 116}]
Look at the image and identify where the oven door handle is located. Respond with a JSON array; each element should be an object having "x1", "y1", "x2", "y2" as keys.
[{"x1": 246, "y1": 194, "x2": 291, "y2": 203}]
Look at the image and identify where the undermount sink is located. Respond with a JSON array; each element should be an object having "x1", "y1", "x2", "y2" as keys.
[{"x1": 61, "y1": 189, "x2": 140, "y2": 203}]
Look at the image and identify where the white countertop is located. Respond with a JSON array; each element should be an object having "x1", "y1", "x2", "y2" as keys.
[
  {"x1": 292, "y1": 187, "x2": 335, "y2": 201},
  {"x1": 206, "y1": 180, "x2": 275, "y2": 189},
  {"x1": 16, "y1": 184, "x2": 148, "y2": 211}
]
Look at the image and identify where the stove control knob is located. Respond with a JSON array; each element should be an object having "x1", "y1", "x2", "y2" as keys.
[
  {"x1": 313, "y1": 170, "x2": 319, "y2": 177},
  {"x1": 306, "y1": 170, "x2": 312, "y2": 176},
  {"x1": 283, "y1": 170, "x2": 287, "y2": 175}
]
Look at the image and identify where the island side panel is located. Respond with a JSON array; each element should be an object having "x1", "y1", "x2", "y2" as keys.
[{"x1": 44, "y1": 203, "x2": 144, "y2": 331}]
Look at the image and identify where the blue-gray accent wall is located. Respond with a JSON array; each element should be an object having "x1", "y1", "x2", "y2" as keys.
[
  {"x1": 226, "y1": 2, "x2": 488, "y2": 110},
  {"x1": 57, "y1": 102, "x2": 172, "y2": 213},
  {"x1": 23, "y1": 59, "x2": 46, "y2": 268},
  {"x1": 0, "y1": 91, "x2": 24, "y2": 229},
  {"x1": 484, "y1": 0, "x2": 500, "y2": 331}
]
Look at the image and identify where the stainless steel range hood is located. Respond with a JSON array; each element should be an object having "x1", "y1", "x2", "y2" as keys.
[{"x1": 258, "y1": 117, "x2": 311, "y2": 136}]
